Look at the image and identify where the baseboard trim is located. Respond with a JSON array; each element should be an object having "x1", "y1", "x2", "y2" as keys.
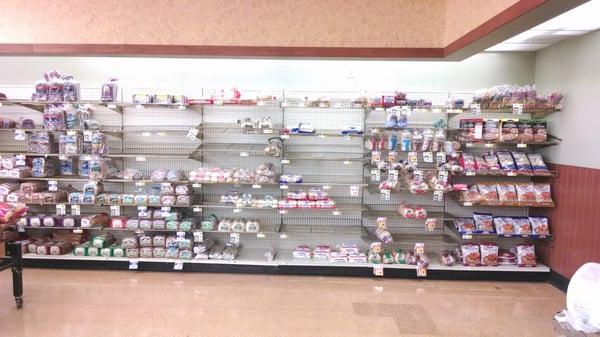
[{"x1": 549, "y1": 270, "x2": 570, "y2": 292}]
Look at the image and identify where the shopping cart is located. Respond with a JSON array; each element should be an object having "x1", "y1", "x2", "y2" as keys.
[{"x1": 0, "y1": 242, "x2": 24, "y2": 308}]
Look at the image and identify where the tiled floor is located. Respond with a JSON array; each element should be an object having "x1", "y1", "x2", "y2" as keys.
[{"x1": 0, "y1": 269, "x2": 566, "y2": 337}]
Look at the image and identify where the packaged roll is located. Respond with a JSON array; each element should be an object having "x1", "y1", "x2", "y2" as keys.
[
  {"x1": 179, "y1": 218, "x2": 195, "y2": 231},
  {"x1": 81, "y1": 213, "x2": 109, "y2": 228},
  {"x1": 91, "y1": 132, "x2": 108, "y2": 155},
  {"x1": 74, "y1": 243, "x2": 89, "y2": 256},
  {"x1": 120, "y1": 194, "x2": 135, "y2": 205},
  {"x1": 165, "y1": 247, "x2": 179, "y2": 259},
  {"x1": 153, "y1": 235, "x2": 166, "y2": 247},
  {"x1": 231, "y1": 219, "x2": 245, "y2": 232},
  {"x1": 461, "y1": 243, "x2": 480, "y2": 266},
  {"x1": 245, "y1": 220, "x2": 260, "y2": 233},
  {"x1": 514, "y1": 217, "x2": 532, "y2": 235},
  {"x1": 202, "y1": 215, "x2": 218, "y2": 231},
  {"x1": 139, "y1": 235, "x2": 152, "y2": 247},
  {"x1": 61, "y1": 216, "x2": 77, "y2": 228},
  {"x1": 152, "y1": 169, "x2": 168, "y2": 182},
  {"x1": 166, "y1": 220, "x2": 179, "y2": 230},
  {"x1": 134, "y1": 194, "x2": 148, "y2": 206},
  {"x1": 119, "y1": 169, "x2": 144, "y2": 180},
  {"x1": 100, "y1": 247, "x2": 112, "y2": 258},
  {"x1": 126, "y1": 219, "x2": 140, "y2": 229},
  {"x1": 121, "y1": 237, "x2": 138, "y2": 249},
  {"x1": 20, "y1": 181, "x2": 45, "y2": 194},
  {"x1": 165, "y1": 236, "x2": 177, "y2": 248},
  {"x1": 59, "y1": 132, "x2": 82, "y2": 155},
  {"x1": 516, "y1": 244, "x2": 536, "y2": 267},
  {"x1": 152, "y1": 219, "x2": 166, "y2": 230},
  {"x1": 125, "y1": 248, "x2": 139, "y2": 258},
  {"x1": 338, "y1": 243, "x2": 360, "y2": 255},
  {"x1": 193, "y1": 239, "x2": 214, "y2": 254},
  {"x1": 148, "y1": 194, "x2": 161, "y2": 205},
  {"x1": 178, "y1": 249, "x2": 192, "y2": 260},
  {"x1": 139, "y1": 247, "x2": 153, "y2": 258},
  {"x1": 28, "y1": 215, "x2": 43, "y2": 227},
  {"x1": 480, "y1": 243, "x2": 499, "y2": 266},
  {"x1": 382, "y1": 251, "x2": 394, "y2": 264},
  {"x1": 529, "y1": 216, "x2": 550, "y2": 235},
  {"x1": 87, "y1": 246, "x2": 100, "y2": 257},
  {"x1": 42, "y1": 215, "x2": 58, "y2": 227},
  {"x1": 152, "y1": 247, "x2": 166, "y2": 258},
  {"x1": 368, "y1": 250, "x2": 381, "y2": 264},
  {"x1": 139, "y1": 219, "x2": 152, "y2": 230},
  {"x1": 177, "y1": 238, "x2": 192, "y2": 250},
  {"x1": 160, "y1": 194, "x2": 175, "y2": 206},
  {"x1": 110, "y1": 216, "x2": 127, "y2": 229},
  {"x1": 414, "y1": 206, "x2": 427, "y2": 220},
  {"x1": 494, "y1": 217, "x2": 515, "y2": 235},
  {"x1": 91, "y1": 234, "x2": 113, "y2": 248},
  {"x1": 160, "y1": 183, "x2": 175, "y2": 195},
  {"x1": 218, "y1": 219, "x2": 232, "y2": 232},
  {"x1": 112, "y1": 247, "x2": 124, "y2": 258}
]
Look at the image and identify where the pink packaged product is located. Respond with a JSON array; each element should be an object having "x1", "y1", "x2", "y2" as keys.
[
  {"x1": 160, "y1": 194, "x2": 176, "y2": 206},
  {"x1": 292, "y1": 245, "x2": 312, "y2": 259},
  {"x1": 287, "y1": 190, "x2": 307, "y2": 200},
  {"x1": 534, "y1": 184, "x2": 553, "y2": 203},
  {"x1": 477, "y1": 183, "x2": 498, "y2": 201},
  {"x1": 398, "y1": 202, "x2": 415, "y2": 218},
  {"x1": 498, "y1": 250, "x2": 517, "y2": 265},
  {"x1": 328, "y1": 252, "x2": 349, "y2": 263},
  {"x1": 460, "y1": 153, "x2": 477, "y2": 173},
  {"x1": 483, "y1": 154, "x2": 501, "y2": 171},
  {"x1": 42, "y1": 105, "x2": 66, "y2": 130},
  {"x1": 461, "y1": 185, "x2": 481, "y2": 202},
  {"x1": 513, "y1": 217, "x2": 532, "y2": 235},
  {"x1": 493, "y1": 217, "x2": 515, "y2": 235},
  {"x1": 497, "y1": 183, "x2": 518, "y2": 202},
  {"x1": 480, "y1": 243, "x2": 499, "y2": 266},
  {"x1": 461, "y1": 243, "x2": 480, "y2": 266},
  {"x1": 455, "y1": 217, "x2": 477, "y2": 233},
  {"x1": 110, "y1": 216, "x2": 127, "y2": 229},
  {"x1": 152, "y1": 169, "x2": 168, "y2": 182},
  {"x1": 529, "y1": 216, "x2": 550, "y2": 235},
  {"x1": 515, "y1": 183, "x2": 536, "y2": 202},
  {"x1": 473, "y1": 213, "x2": 494, "y2": 232},
  {"x1": 338, "y1": 243, "x2": 360, "y2": 255},
  {"x1": 516, "y1": 244, "x2": 536, "y2": 267}
]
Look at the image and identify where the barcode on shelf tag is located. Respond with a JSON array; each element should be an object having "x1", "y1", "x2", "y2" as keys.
[
  {"x1": 58, "y1": 154, "x2": 68, "y2": 161},
  {"x1": 230, "y1": 233, "x2": 240, "y2": 245},
  {"x1": 192, "y1": 206, "x2": 202, "y2": 213},
  {"x1": 257, "y1": 232, "x2": 266, "y2": 238},
  {"x1": 380, "y1": 189, "x2": 390, "y2": 200},
  {"x1": 193, "y1": 231, "x2": 203, "y2": 242},
  {"x1": 373, "y1": 265, "x2": 384, "y2": 276},
  {"x1": 408, "y1": 152, "x2": 418, "y2": 166},
  {"x1": 252, "y1": 184, "x2": 261, "y2": 189},
  {"x1": 129, "y1": 260, "x2": 139, "y2": 270},
  {"x1": 332, "y1": 210, "x2": 341, "y2": 216},
  {"x1": 484, "y1": 143, "x2": 495, "y2": 148},
  {"x1": 240, "y1": 152, "x2": 249, "y2": 157},
  {"x1": 48, "y1": 180, "x2": 58, "y2": 191},
  {"x1": 56, "y1": 204, "x2": 66, "y2": 215},
  {"x1": 161, "y1": 206, "x2": 171, "y2": 212},
  {"x1": 370, "y1": 169, "x2": 381, "y2": 182},
  {"x1": 417, "y1": 267, "x2": 427, "y2": 277},
  {"x1": 377, "y1": 217, "x2": 387, "y2": 229},
  {"x1": 173, "y1": 261, "x2": 184, "y2": 270},
  {"x1": 71, "y1": 204, "x2": 81, "y2": 216},
  {"x1": 14, "y1": 130, "x2": 26, "y2": 141},
  {"x1": 233, "y1": 208, "x2": 242, "y2": 213},
  {"x1": 436, "y1": 152, "x2": 447, "y2": 164},
  {"x1": 423, "y1": 152, "x2": 434, "y2": 163},
  {"x1": 425, "y1": 218, "x2": 437, "y2": 231},
  {"x1": 135, "y1": 181, "x2": 146, "y2": 187},
  {"x1": 433, "y1": 190, "x2": 444, "y2": 202},
  {"x1": 471, "y1": 103, "x2": 481, "y2": 115},
  {"x1": 512, "y1": 103, "x2": 523, "y2": 115},
  {"x1": 279, "y1": 209, "x2": 288, "y2": 214},
  {"x1": 415, "y1": 243, "x2": 425, "y2": 254},
  {"x1": 463, "y1": 234, "x2": 473, "y2": 240},
  {"x1": 280, "y1": 135, "x2": 290, "y2": 140},
  {"x1": 517, "y1": 143, "x2": 527, "y2": 148},
  {"x1": 322, "y1": 185, "x2": 331, "y2": 190},
  {"x1": 281, "y1": 159, "x2": 290, "y2": 164},
  {"x1": 110, "y1": 205, "x2": 120, "y2": 216},
  {"x1": 72, "y1": 228, "x2": 83, "y2": 234},
  {"x1": 138, "y1": 206, "x2": 147, "y2": 211},
  {"x1": 280, "y1": 184, "x2": 289, "y2": 190},
  {"x1": 135, "y1": 156, "x2": 146, "y2": 162},
  {"x1": 350, "y1": 185, "x2": 360, "y2": 197}
]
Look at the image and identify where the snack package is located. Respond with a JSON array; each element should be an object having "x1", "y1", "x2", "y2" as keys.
[
  {"x1": 480, "y1": 243, "x2": 499, "y2": 266},
  {"x1": 461, "y1": 243, "x2": 480, "y2": 266},
  {"x1": 517, "y1": 120, "x2": 533, "y2": 143},
  {"x1": 338, "y1": 243, "x2": 360, "y2": 255},
  {"x1": 527, "y1": 154, "x2": 549, "y2": 174},
  {"x1": 511, "y1": 152, "x2": 532, "y2": 173},
  {"x1": 513, "y1": 217, "x2": 532, "y2": 235},
  {"x1": 462, "y1": 185, "x2": 481, "y2": 202},
  {"x1": 494, "y1": 217, "x2": 515, "y2": 235},
  {"x1": 477, "y1": 183, "x2": 498, "y2": 201},
  {"x1": 529, "y1": 216, "x2": 550, "y2": 235},
  {"x1": 292, "y1": 245, "x2": 311, "y2": 259},
  {"x1": 458, "y1": 119, "x2": 483, "y2": 142},
  {"x1": 473, "y1": 213, "x2": 494, "y2": 232},
  {"x1": 483, "y1": 120, "x2": 499, "y2": 142},
  {"x1": 500, "y1": 119, "x2": 519, "y2": 142},
  {"x1": 460, "y1": 153, "x2": 477, "y2": 174},
  {"x1": 496, "y1": 152, "x2": 516, "y2": 171},
  {"x1": 497, "y1": 183, "x2": 518, "y2": 202},
  {"x1": 531, "y1": 121, "x2": 547, "y2": 143},
  {"x1": 516, "y1": 183, "x2": 536, "y2": 202},
  {"x1": 483, "y1": 154, "x2": 501, "y2": 171},
  {"x1": 534, "y1": 184, "x2": 553, "y2": 203},
  {"x1": 516, "y1": 244, "x2": 536, "y2": 267},
  {"x1": 455, "y1": 217, "x2": 477, "y2": 233}
]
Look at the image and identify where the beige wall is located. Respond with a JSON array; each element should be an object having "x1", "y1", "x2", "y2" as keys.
[
  {"x1": 535, "y1": 29, "x2": 600, "y2": 169},
  {"x1": 443, "y1": 0, "x2": 519, "y2": 45}
]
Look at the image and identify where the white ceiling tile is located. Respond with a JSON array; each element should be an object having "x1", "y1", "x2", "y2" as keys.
[{"x1": 486, "y1": 43, "x2": 551, "y2": 52}]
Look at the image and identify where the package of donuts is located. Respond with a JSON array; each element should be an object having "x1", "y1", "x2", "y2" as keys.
[
  {"x1": 483, "y1": 154, "x2": 501, "y2": 171},
  {"x1": 534, "y1": 183, "x2": 553, "y2": 203},
  {"x1": 480, "y1": 243, "x2": 499, "y2": 266},
  {"x1": 529, "y1": 216, "x2": 550, "y2": 235},
  {"x1": 516, "y1": 244, "x2": 537, "y2": 267},
  {"x1": 517, "y1": 120, "x2": 534, "y2": 143},
  {"x1": 531, "y1": 121, "x2": 547, "y2": 143},
  {"x1": 461, "y1": 243, "x2": 480, "y2": 266},
  {"x1": 513, "y1": 217, "x2": 532, "y2": 235},
  {"x1": 527, "y1": 153, "x2": 550, "y2": 174},
  {"x1": 474, "y1": 213, "x2": 495, "y2": 232},
  {"x1": 497, "y1": 183, "x2": 518, "y2": 202},
  {"x1": 511, "y1": 151, "x2": 533, "y2": 173},
  {"x1": 455, "y1": 217, "x2": 477, "y2": 233},
  {"x1": 500, "y1": 119, "x2": 519, "y2": 143},
  {"x1": 516, "y1": 183, "x2": 536, "y2": 202},
  {"x1": 493, "y1": 217, "x2": 515, "y2": 235},
  {"x1": 477, "y1": 183, "x2": 498, "y2": 201},
  {"x1": 462, "y1": 185, "x2": 481, "y2": 202}
]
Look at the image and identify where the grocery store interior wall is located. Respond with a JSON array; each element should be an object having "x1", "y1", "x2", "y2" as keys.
[
  {"x1": 534, "y1": 29, "x2": 600, "y2": 279},
  {"x1": 0, "y1": 52, "x2": 534, "y2": 94}
]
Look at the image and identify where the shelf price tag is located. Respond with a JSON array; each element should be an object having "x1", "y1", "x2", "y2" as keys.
[
  {"x1": 484, "y1": 143, "x2": 495, "y2": 148},
  {"x1": 373, "y1": 264, "x2": 384, "y2": 276},
  {"x1": 192, "y1": 206, "x2": 202, "y2": 213},
  {"x1": 161, "y1": 206, "x2": 171, "y2": 212},
  {"x1": 512, "y1": 103, "x2": 523, "y2": 115},
  {"x1": 110, "y1": 205, "x2": 120, "y2": 216},
  {"x1": 370, "y1": 169, "x2": 381, "y2": 182},
  {"x1": 48, "y1": 180, "x2": 58, "y2": 191},
  {"x1": 280, "y1": 134, "x2": 290, "y2": 140},
  {"x1": 471, "y1": 103, "x2": 481, "y2": 115},
  {"x1": 58, "y1": 155, "x2": 69, "y2": 161},
  {"x1": 423, "y1": 152, "x2": 434, "y2": 163},
  {"x1": 230, "y1": 233, "x2": 240, "y2": 245},
  {"x1": 350, "y1": 185, "x2": 360, "y2": 197},
  {"x1": 417, "y1": 267, "x2": 427, "y2": 277},
  {"x1": 371, "y1": 151, "x2": 381, "y2": 164},
  {"x1": 517, "y1": 143, "x2": 527, "y2": 148},
  {"x1": 279, "y1": 209, "x2": 288, "y2": 214},
  {"x1": 72, "y1": 228, "x2": 83, "y2": 234},
  {"x1": 332, "y1": 210, "x2": 341, "y2": 216},
  {"x1": 377, "y1": 217, "x2": 387, "y2": 230},
  {"x1": 135, "y1": 181, "x2": 146, "y2": 187},
  {"x1": 436, "y1": 152, "x2": 446, "y2": 165},
  {"x1": 233, "y1": 208, "x2": 242, "y2": 213},
  {"x1": 507, "y1": 171, "x2": 517, "y2": 177},
  {"x1": 56, "y1": 204, "x2": 66, "y2": 216},
  {"x1": 240, "y1": 152, "x2": 250, "y2": 157},
  {"x1": 322, "y1": 185, "x2": 331, "y2": 190},
  {"x1": 107, "y1": 103, "x2": 117, "y2": 109},
  {"x1": 433, "y1": 190, "x2": 444, "y2": 202},
  {"x1": 192, "y1": 183, "x2": 202, "y2": 188},
  {"x1": 437, "y1": 170, "x2": 449, "y2": 184},
  {"x1": 252, "y1": 184, "x2": 261, "y2": 189},
  {"x1": 129, "y1": 260, "x2": 139, "y2": 270},
  {"x1": 135, "y1": 156, "x2": 146, "y2": 162},
  {"x1": 380, "y1": 189, "x2": 390, "y2": 200},
  {"x1": 408, "y1": 152, "x2": 418, "y2": 166},
  {"x1": 17, "y1": 225, "x2": 25, "y2": 233},
  {"x1": 465, "y1": 171, "x2": 476, "y2": 176},
  {"x1": 193, "y1": 231, "x2": 203, "y2": 243},
  {"x1": 137, "y1": 206, "x2": 147, "y2": 211},
  {"x1": 280, "y1": 184, "x2": 289, "y2": 190},
  {"x1": 14, "y1": 130, "x2": 26, "y2": 141},
  {"x1": 71, "y1": 204, "x2": 81, "y2": 216},
  {"x1": 415, "y1": 243, "x2": 425, "y2": 255},
  {"x1": 173, "y1": 261, "x2": 184, "y2": 270},
  {"x1": 279, "y1": 233, "x2": 288, "y2": 239},
  {"x1": 463, "y1": 234, "x2": 473, "y2": 240},
  {"x1": 425, "y1": 218, "x2": 437, "y2": 231},
  {"x1": 413, "y1": 170, "x2": 423, "y2": 183},
  {"x1": 463, "y1": 202, "x2": 473, "y2": 206},
  {"x1": 176, "y1": 231, "x2": 185, "y2": 238},
  {"x1": 15, "y1": 154, "x2": 26, "y2": 167},
  {"x1": 388, "y1": 169, "x2": 398, "y2": 182},
  {"x1": 281, "y1": 159, "x2": 290, "y2": 164},
  {"x1": 257, "y1": 232, "x2": 266, "y2": 238}
]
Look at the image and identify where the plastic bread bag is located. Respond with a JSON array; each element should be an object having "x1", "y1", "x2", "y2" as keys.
[
  {"x1": 534, "y1": 183, "x2": 553, "y2": 203},
  {"x1": 125, "y1": 248, "x2": 139, "y2": 258},
  {"x1": 209, "y1": 245, "x2": 226, "y2": 259},
  {"x1": 245, "y1": 220, "x2": 260, "y2": 233},
  {"x1": 496, "y1": 151, "x2": 516, "y2": 171},
  {"x1": 87, "y1": 246, "x2": 100, "y2": 257},
  {"x1": 42, "y1": 106, "x2": 65, "y2": 130},
  {"x1": 152, "y1": 169, "x2": 168, "y2": 182},
  {"x1": 100, "y1": 78, "x2": 118, "y2": 102},
  {"x1": 460, "y1": 152, "x2": 477, "y2": 173},
  {"x1": 461, "y1": 243, "x2": 481, "y2": 266},
  {"x1": 440, "y1": 250, "x2": 456, "y2": 266},
  {"x1": 139, "y1": 235, "x2": 153, "y2": 247},
  {"x1": 139, "y1": 247, "x2": 153, "y2": 258},
  {"x1": 527, "y1": 153, "x2": 549, "y2": 174},
  {"x1": 218, "y1": 219, "x2": 232, "y2": 232},
  {"x1": 480, "y1": 243, "x2": 499, "y2": 266},
  {"x1": 61, "y1": 216, "x2": 78, "y2": 228},
  {"x1": 152, "y1": 235, "x2": 166, "y2": 247},
  {"x1": 175, "y1": 184, "x2": 191, "y2": 195},
  {"x1": 165, "y1": 236, "x2": 178, "y2": 249},
  {"x1": 178, "y1": 249, "x2": 193, "y2": 260},
  {"x1": 483, "y1": 154, "x2": 501, "y2": 171},
  {"x1": 516, "y1": 244, "x2": 536, "y2": 267},
  {"x1": 455, "y1": 217, "x2": 477, "y2": 233},
  {"x1": 222, "y1": 244, "x2": 238, "y2": 260},
  {"x1": 167, "y1": 169, "x2": 186, "y2": 181},
  {"x1": 152, "y1": 219, "x2": 166, "y2": 230},
  {"x1": 381, "y1": 251, "x2": 394, "y2": 264},
  {"x1": 160, "y1": 183, "x2": 175, "y2": 195},
  {"x1": 177, "y1": 238, "x2": 192, "y2": 250},
  {"x1": 91, "y1": 132, "x2": 109, "y2": 155},
  {"x1": 139, "y1": 219, "x2": 152, "y2": 230},
  {"x1": 513, "y1": 217, "x2": 532, "y2": 235},
  {"x1": 134, "y1": 194, "x2": 148, "y2": 206},
  {"x1": 176, "y1": 195, "x2": 190, "y2": 206},
  {"x1": 405, "y1": 250, "x2": 417, "y2": 265},
  {"x1": 73, "y1": 243, "x2": 89, "y2": 256},
  {"x1": 121, "y1": 237, "x2": 138, "y2": 249},
  {"x1": 166, "y1": 220, "x2": 179, "y2": 230},
  {"x1": 201, "y1": 215, "x2": 218, "y2": 231},
  {"x1": 148, "y1": 194, "x2": 161, "y2": 205},
  {"x1": 473, "y1": 213, "x2": 494, "y2": 232},
  {"x1": 529, "y1": 216, "x2": 550, "y2": 235},
  {"x1": 531, "y1": 121, "x2": 547, "y2": 143},
  {"x1": 477, "y1": 183, "x2": 498, "y2": 201},
  {"x1": 515, "y1": 183, "x2": 536, "y2": 202},
  {"x1": 193, "y1": 239, "x2": 214, "y2": 254},
  {"x1": 461, "y1": 185, "x2": 481, "y2": 202},
  {"x1": 398, "y1": 203, "x2": 414, "y2": 220},
  {"x1": 59, "y1": 132, "x2": 82, "y2": 155},
  {"x1": 160, "y1": 194, "x2": 175, "y2": 206},
  {"x1": 497, "y1": 183, "x2": 518, "y2": 202},
  {"x1": 119, "y1": 169, "x2": 144, "y2": 180},
  {"x1": 511, "y1": 151, "x2": 533, "y2": 173},
  {"x1": 494, "y1": 217, "x2": 515, "y2": 235},
  {"x1": 152, "y1": 247, "x2": 166, "y2": 258},
  {"x1": 375, "y1": 228, "x2": 393, "y2": 243},
  {"x1": 414, "y1": 206, "x2": 427, "y2": 220},
  {"x1": 368, "y1": 250, "x2": 382, "y2": 264},
  {"x1": 165, "y1": 247, "x2": 179, "y2": 259}
]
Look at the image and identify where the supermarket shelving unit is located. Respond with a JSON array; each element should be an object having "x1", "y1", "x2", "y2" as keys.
[{"x1": 0, "y1": 87, "x2": 559, "y2": 279}]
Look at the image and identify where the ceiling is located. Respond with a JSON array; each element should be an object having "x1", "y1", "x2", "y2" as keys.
[{"x1": 487, "y1": 0, "x2": 600, "y2": 51}]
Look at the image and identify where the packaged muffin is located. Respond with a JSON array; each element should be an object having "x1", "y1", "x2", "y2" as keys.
[
  {"x1": 480, "y1": 243, "x2": 499, "y2": 266},
  {"x1": 516, "y1": 244, "x2": 536, "y2": 267},
  {"x1": 493, "y1": 217, "x2": 515, "y2": 235},
  {"x1": 513, "y1": 217, "x2": 532, "y2": 235},
  {"x1": 474, "y1": 213, "x2": 494, "y2": 232},
  {"x1": 534, "y1": 184, "x2": 553, "y2": 203},
  {"x1": 461, "y1": 244, "x2": 480, "y2": 266},
  {"x1": 497, "y1": 183, "x2": 518, "y2": 202},
  {"x1": 529, "y1": 216, "x2": 550, "y2": 235},
  {"x1": 455, "y1": 217, "x2": 477, "y2": 233},
  {"x1": 477, "y1": 183, "x2": 498, "y2": 201},
  {"x1": 516, "y1": 183, "x2": 536, "y2": 202}
]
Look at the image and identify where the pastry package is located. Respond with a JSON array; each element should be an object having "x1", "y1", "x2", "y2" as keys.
[
  {"x1": 511, "y1": 152, "x2": 533, "y2": 173},
  {"x1": 498, "y1": 250, "x2": 516, "y2": 265},
  {"x1": 460, "y1": 153, "x2": 477, "y2": 174},
  {"x1": 480, "y1": 243, "x2": 499, "y2": 266},
  {"x1": 497, "y1": 183, "x2": 518, "y2": 202},
  {"x1": 313, "y1": 245, "x2": 331, "y2": 259},
  {"x1": 531, "y1": 121, "x2": 547, "y2": 143},
  {"x1": 139, "y1": 219, "x2": 152, "y2": 230},
  {"x1": 517, "y1": 120, "x2": 533, "y2": 143},
  {"x1": 293, "y1": 245, "x2": 312, "y2": 259},
  {"x1": 534, "y1": 184, "x2": 553, "y2": 203},
  {"x1": 527, "y1": 153, "x2": 550, "y2": 175},
  {"x1": 348, "y1": 253, "x2": 367, "y2": 263},
  {"x1": 500, "y1": 119, "x2": 519, "y2": 142},
  {"x1": 458, "y1": 118, "x2": 483, "y2": 142},
  {"x1": 477, "y1": 183, "x2": 498, "y2": 201},
  {"x1": 529, "y1": 216, "x2": 550, "y2": 235},
  {"x1": 494, "y1": 217, "x2": 515, "y2": 235},
  {"x1": 167, "y1": 169, "x2": 186, "y2": 181},
  {"x1": 139, "y1": 235, "x2": 153, "y2": 247},
  {"x1": 121, "y1": 237, "x2": 138, "y2": 249},
  {"x1": 496, "y1": 152, "x2": 516, "y2": 171},
  {"x1": 515, "y1": 183, "x2": 536, "y2": 202},
  {"x1": 482, "y1": 119, "x2": 499, "y2": 142},
  {"x1": 461, "y1": 243, "x2": 480, "y2": 266},
  {"x1": 338, "y1": 243, "x2": 360, "y2": 255},
  {"x1": 153, "y1": 235, "x2": 166, "y2": 247},
  {"x1": 152, "y1": 169, "x2": 168, "y2": 182},
  {"x1": 153, "y1": 247, "x2": 166, "y2": 258},
  {"x1": 125, "y1": 248, "x2": 139, "y2": 258},
  {"x1": 81, "y1": 213, "x2": 109, "y2": 228},
  {"x1": 483, "y1": 154, "x2": 501, "y2": 171},
  {"x1": 139, "y1": 247, "x2": 153, "y2": 258},
  {"x1": 462, "y1": 185, "x2": 481, "y2": 202},
  {"x1": 516, "y1": 244, "x2": 536, "y2": 267},
  {"x1": 455, "y1": 217, "x2": 477, "y2": 233},
  {"x1": 513, "y1": 217, "x2": 532, "y2": 235},
  {"x1": 473, "y1": 213, "x2": 494, "y2": 232}
]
